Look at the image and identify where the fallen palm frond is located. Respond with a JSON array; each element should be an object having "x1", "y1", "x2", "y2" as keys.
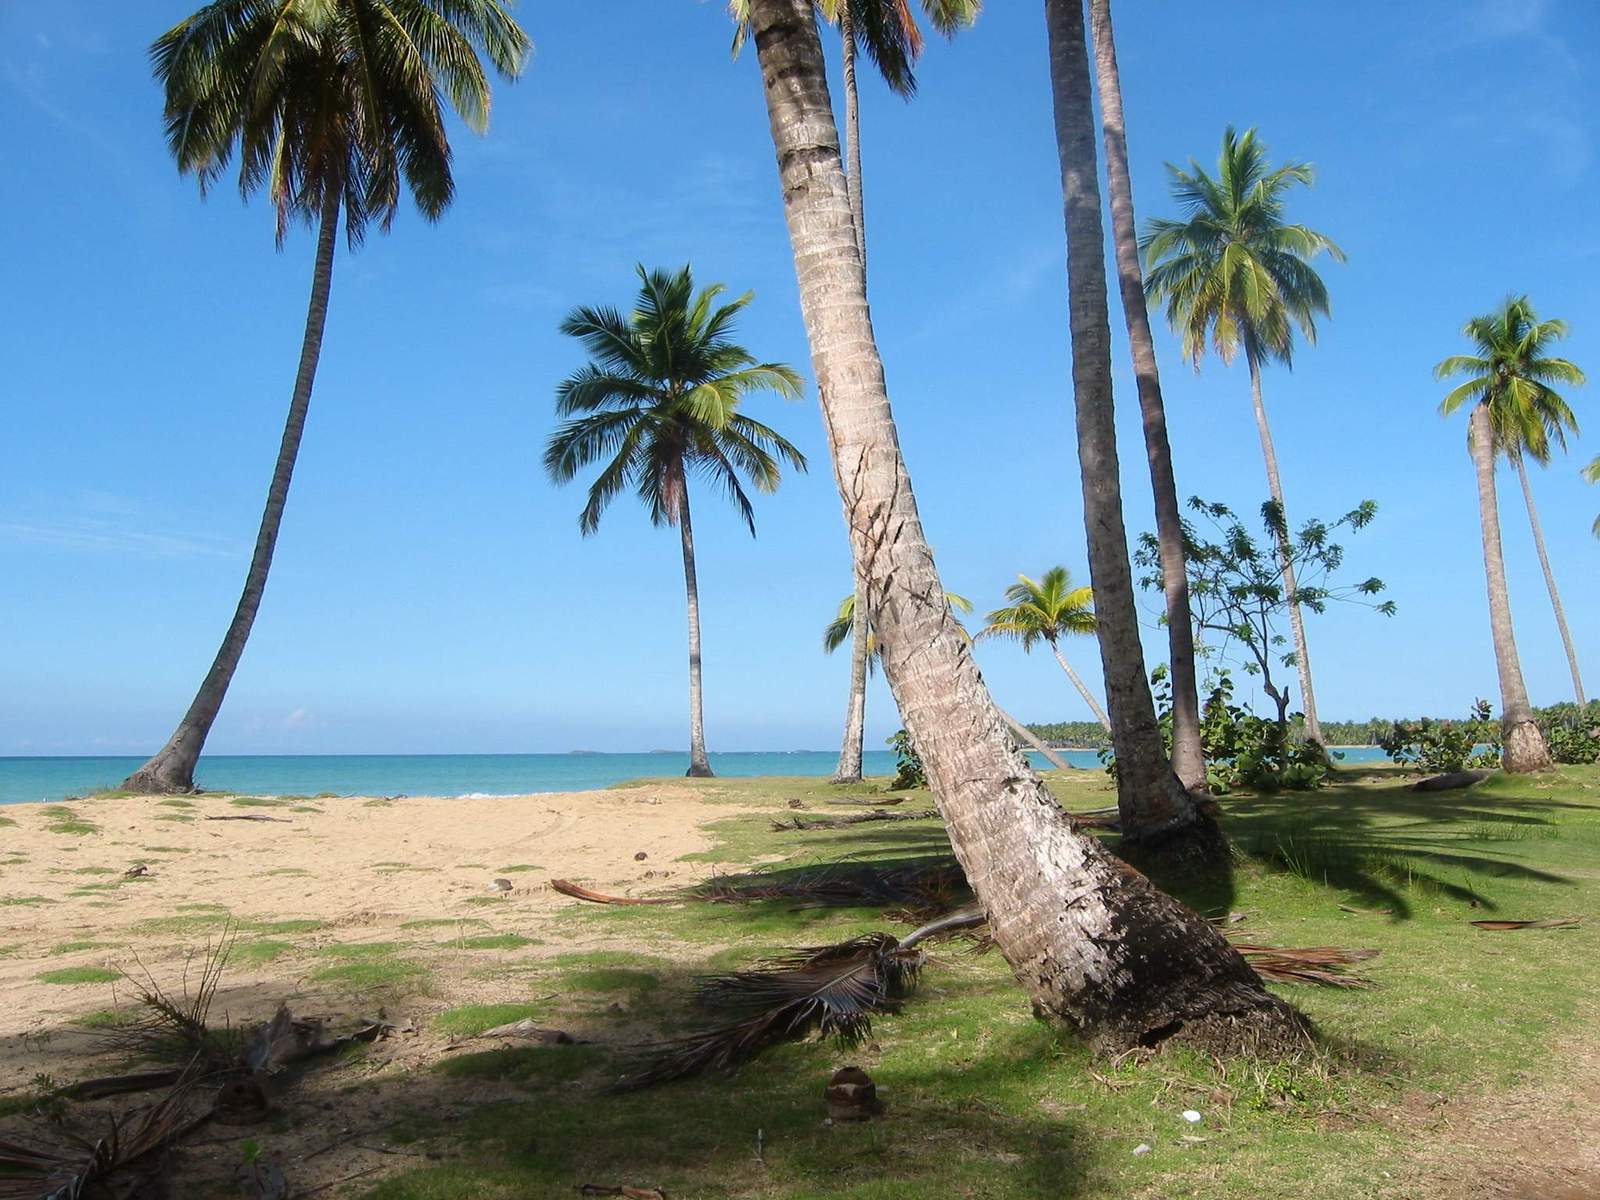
[
  {"x1": 615, "y1": 933, "x2": 923, "y2": 1090},
  {"x1": 551, "y1": 879, "x2": 679, "y2": 906},
  {"x1": 695, "y1": 860, "x2": 969, "y2": 913},
  {"x1": 770, "y1": 808, "x2": 939, "y2": 831},
  {"x1": 823, "y1": 794, "x2": 905, "y2": 806},
  {"x1": 1230, "y1": 944, "x2": 1380, "y2": 988},
  {"x1": 0, "y1": 1078, "x2": 208, "y2": 1200},
  {"x1": 102, "y1": 933, "x2": 243, "y2": 1073},
  {"x1": 1469, "y1": 917, "x2": 1581, "y2": 931}
]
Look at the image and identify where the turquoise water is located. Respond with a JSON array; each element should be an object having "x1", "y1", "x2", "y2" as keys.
[{"x1": 0, "y1": 746, "x2": 1389, "y2": 805}]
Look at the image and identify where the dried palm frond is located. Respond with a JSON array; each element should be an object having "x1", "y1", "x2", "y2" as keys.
[
  {"x1": 551, "y1": 879, "x2": 679, "y2": 906},
  {"x1": 1231, "y1": 944, "x2": 1380, "y2": 988},
  {"x1": 1469, "y1": 917, "x2": 1581, "y2": 931},
  {"x1": 0, "y1": 1077, "x2": 208, "y2": 1199},
  {"x1": 102, "y1": 931, "x2": 242, "y2": 1072},
  {"x1": 615, "y1": 934, "x2": 923, "y2": 1090}
]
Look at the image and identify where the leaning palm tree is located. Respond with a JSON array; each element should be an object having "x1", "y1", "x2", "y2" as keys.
[
  {"x1": 546, "y1": 265, "x2": 805, "y2": 778},
  {"x1": 1085, "y1": 0, "x2": 1203, "y2": 789},
  {"x1": 1436, "y1": 298, "x2": 1564, "y2": 771},
  {"x1": 123, "y1": 0, "x2": 531, "y2": 795},
  {"x1": 1468, "y1": 298, "x2": 1586, "y2": 705},
  {"x1": 1142, "y1": 126, "x2": 1345, "y2": 749},
  {"x1": 732, "y1": 0, "x2": 980, "y2": 784},
  {"x1": 977, "y1": 568, "x2": 1110, "y2": 731},
  {"x1": 741, "y1": 0, "x2": 1305, "y2": 1054}
]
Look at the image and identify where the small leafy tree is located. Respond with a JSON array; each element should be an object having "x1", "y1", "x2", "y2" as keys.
[
  {"x1": 886, "y1": 729, "x2": 927, "y2": 790},
  {"x1": 1136, "y1": 497, "x2": 1395, "y2": 737},
  {"x1": 1378, "y1": 700, "x2": 1503, "y2": 773}
]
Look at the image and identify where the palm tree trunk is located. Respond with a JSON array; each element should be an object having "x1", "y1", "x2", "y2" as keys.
[
  {"x1": 1470, "y1": 406, "x2": 1552, "y2": 771},
  {"x1": 121, "y1": 188, "x2": 342, "y2": 795},
  {"x1": 1086, "y1": 0, "x2": 1205, "y2": 791},
  {"x1": 677, "y1": 487, "x2": 715, "y2": 778},
  {"x1": 1049, "y1": 642, "x2": 1112, "y2": 731},
  {"x1": 1247, "y1": 356, "x2": 1323, "y2": 747},
  {"x1": 832, "y1": 585, "x2": 869, "y2": 782},
  {"x1": 838, "y1": 0, "x2": 867, "y2": 279},
  {"x1": 1514, "y1": 456, "x2": 1586, "y2": 706},
  {"x1": 995, "y1": 705, "x2": 1074, "y2": 770},
  {"x1": 745, "y1": 0, "x2": 1302, "y2": 1054},
  {"x1": 1046, "y1": 0, "x2": 1218, "y2": 858}
]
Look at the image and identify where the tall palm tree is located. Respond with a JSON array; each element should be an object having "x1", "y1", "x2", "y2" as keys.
[
  {"x1": 1436, "y1": 298, "x2": 1567, "y2": 771},
  {"x1": 545, "y1": 265, "x2": 806, "y2": 778},
  {"x1": 1142, "y1": 126, "x2": 1345, "y2": 749},
  {"x1": 1586, "y1": 456, "x2": 1600, "y2": 537},
  {"x1": 123, "y1": 0, "x2": 531, "y2": 795},
  {"x1": 977, "y1": 568, "x2": 1110, "y2": 731},
  {"x1": 825, "y1": 590, "x2": 1072, "y2": 768},
  {"x1": 1464, "y1": 298, "x2": 1586, "y2": 705},
  {"x1": 1046, "y1": 0, "x2": 1219, "y2": 860},
  {"x1": 732, "y1": 0, "x2": 980, "y2": 784},
  {"x1": 1085, "y1": 0, "x2": 1203, "y2": 789},
  {"x1": 741, "y1": 0, "x2": 1304, "y2": 1054}
]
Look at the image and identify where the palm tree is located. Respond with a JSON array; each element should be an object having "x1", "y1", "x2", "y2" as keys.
[
  {"x1": 546, "y1": 265, "x2": 806, "y2": 778},
  {"x1": 731, "y1": 0, "x2": 980, "y2": 784},
  {"x1": 1046, "y1": 0, "x2": 1220, "y2": 860},
  {"x1": 1141, "y1": 126, "x2": 1345, "y2": 749},
  {"x1": 977, "y1": 568, "x2": 1110, "y2": 731},
  {"x1": 1436, "y1": 298, "x2": 1566, "y2": 771},
  {"x1": 1085, "y1": 0, "x2": 1203, "y2": 789},
  {"x1": 824, "y1": 590, "x2": 1071, "y2": 769},
  {"x1": 1465, "y1": 298, "x2": 1586, "y2": 705},
  {"x1": 122, "y1": 0, "x2": 530, "y2": 795},
  {"x1": 742, "y1": 0, "x2": 1304, "y2": 1054},
  {"x1": 1586, "y1": 456, "x2": 1600, "y2": 537}
]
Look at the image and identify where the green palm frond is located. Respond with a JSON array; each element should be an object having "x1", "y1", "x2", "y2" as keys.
[
  {"x1": 1435, "y1": 295, "x2": 1585, "y2": 466},
  {"x1": 153, "y1": 0, "x2": 530, "y2": 247},
  {"x1": 1142, "y1": 125, "x2": 1341, "y2": 371},
  {"x1": 977, "y1": 567, "x2": 1095, "y2": 651},
  {"x1": 547, "y1": 264, "x2": 806, "y2": 538}
]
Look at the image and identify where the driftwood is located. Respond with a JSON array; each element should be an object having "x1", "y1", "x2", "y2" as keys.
[
  {"x1": 1469, "y1": 917, "x2": 1581, "y2": 931},
  {"x1": 1410, "y1": 769, "x2": 1492, "y2": 793},
  {"x1": 476, "y1": 1018, "x2": 585, "y2": 1044},
  {"x1": 823, "y1": 795, "x2": 905, "y2": 807},
  {"x1": 770, "y1": 809, "x2": 939, "y2": 831}
]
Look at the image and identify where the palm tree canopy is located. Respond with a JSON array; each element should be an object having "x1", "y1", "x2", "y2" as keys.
[
  {"x1": 727, "y1": 0, "x2": 980, "y2": 96},
  {"x1": 545, "y1": 265, "x2": 807, "y2": 537},
  {"x1": 823, "y1": 590, "x2": 971, "y2": 658},
  {"x1": 1141, "y1": 126, "x2": 1344, "y2": 369},
  {"x1": 153, "y1": 0, "x2": 531, "y2": 245},
  {"x1": 1584, "y1": 454, "x2": 1600, "y2": 537},
  {"x1": 976, "y1": 567, "x2": 1096, "y2": 652},
  {"x1": 1434, "y1": 295, "x2": 1585, "y2": 465}
]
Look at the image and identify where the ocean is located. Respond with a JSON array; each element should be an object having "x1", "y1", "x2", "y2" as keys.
[{"x1": 0, "y1": 747, "x2": 1391, "y2": 806}]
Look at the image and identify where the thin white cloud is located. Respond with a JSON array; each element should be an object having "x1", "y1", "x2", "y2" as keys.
[{"x1": 0, "y1": 516, "x2": 240, "y2": 560}]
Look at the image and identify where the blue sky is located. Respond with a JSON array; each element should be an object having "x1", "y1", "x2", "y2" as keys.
[{"x1": 3, "y1": 0, "x2": 1596, "y2": 756}]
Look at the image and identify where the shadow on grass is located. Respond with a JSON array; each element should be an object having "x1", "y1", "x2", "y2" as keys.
[{"x1": 1218, "y1": 775, "x2": 1579, "y2": 918}]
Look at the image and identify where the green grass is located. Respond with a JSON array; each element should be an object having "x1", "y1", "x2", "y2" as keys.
[
  {"x1": 156, "y1": 799, "x2": 195, "y2": 810},
  {"x1": 71, "y1": 1008, "x2": 139, "y2": 1029},
  {"x1": 496, "y1": 864, "x2": 543, "y2": 874},
  {"x1": 401, "y1": 918, "x2": 492, "y2": 931},
  {"x1": 231, "y1": 939, "x2": 295, "y2": 966},
  {"x1": 231, "y1": 796, "x2": 291, "y2": 808},
  {"x1": 1, "y1": 896, "x2": 54, "y2": 907},
  {"x1": 262, "y1": 867, "x2": 311, "y2": 877},
  {"x1": 49, "y1": 940, "x2": 112, "y2": 955},
  {"x1": 309, "y1": 959, "x2": 428, "y2": 992},
  {"x1": 315, "y1": 941, "x2": 406, "y2": 959},
  {"x1": 0, "y1": 816, "x2": 16, "y2": 828},
  {"x1": 350, "y1": 766, "x2": 1600, "y2": 1200},
  {"x1": 38, "y1": 966, "x2": 120, "y2": 985},
  {"x1": 433, "y1": 1001, "x2": 555, "y2": 1037},
  {"x1": 455, "y1": 934, "x2": 539, "y2": 952},
  {"x1": 43, "y1": 807, "x2": 98, "y2": 836},
  {"x1": 462, "y1": 896, "x2": 508, "y2": 907}
]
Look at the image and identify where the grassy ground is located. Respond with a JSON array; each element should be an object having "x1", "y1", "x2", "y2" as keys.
[{"x1": 336, "y1": 764, "x2": 1598, "y2": 1200}]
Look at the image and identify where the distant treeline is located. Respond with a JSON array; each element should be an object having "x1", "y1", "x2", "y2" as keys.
[{"x1": 1028, "y1": 701, "x2": 1599, "y2": 750}]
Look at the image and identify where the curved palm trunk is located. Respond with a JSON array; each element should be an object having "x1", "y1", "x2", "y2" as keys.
[
  {"x1": 1086, "y1": 0, "x2": 1204, "y2": 790},
  {"x1": 1470, "y1": 406, "x2": 1552, "y2": 771},
  {"x1": 995, "y1": 705, "x2": 1074, "y2": 770},
  {"x1": 1047, "y1": 0, "x2": 1218, "y2": 858},
  {"x1": 1247, "y1": 357, "x2": 1323, "y2": 747},
  {"x1": 746, "y1": 0, "x2": 1301, "y2": 1054},
  {"x1": 1049, "y1": 642, "x2": 1111, "y2": 731},
  {"x1": 1514, "y1": 457, "x2": 1585, "y2": 706},
  {"x1": 121, "y1": 190, "x2": 342, "y2": 795},
  {"x1": 832, "y1": 586, "x2": 869, "y2": 782},
  {"x1": 677, "y1": 488, "x2": 715, "y2": 777}
]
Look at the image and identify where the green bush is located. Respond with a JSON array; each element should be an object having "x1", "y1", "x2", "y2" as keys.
[
  {"x1": 887, "y1": 728, "x2": 927, "y2": 790},
  {"x1": 1378, "y1": 699, "x2": 1502, "y2": 773}
]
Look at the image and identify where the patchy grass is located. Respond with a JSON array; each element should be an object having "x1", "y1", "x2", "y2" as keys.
[
  {"x1": 71, "y1": 1008, "x2": 139, "y2": 1029},
  {"x1": 433, "y1": 1001, "x2": 555, "y2": 1037},
  {"x1": 495, "y1": 864, "x2": 543, "y2": 874},
  {"x1": 231, "y1": 939, "x2": 295, "y2": 967},
  {"x1": 0, "y1": 815, "x2": 16, "y2": 828},
  {"x1": 290, "y1": 806, "x2": 324, "y2": 814},
  {"x1": 461, "y1": 896, "x2": 508, "y2": 908},
  {"x1": 48, "y1": 940, "x2": 112, "y2": 955},
  {"x1": 43, "y1": 807, "x2": 98, "y2": 836},
  {"x1": 309, "y1": 959, "x2": 428, "y2": 993},
  {"x1": 1, "y1": 896, "x2": 55, "y2": 908},
  {"x1": 156, "y1": 799, "x2": 195, "y2": 810},
  {"x1": 230, "y1": 796, "x2": 291, "y2": 808},
  {"x1": 38, "y1": 966, "x2": 121, "y2": 985},
  {"x1": 262, "y1": 867, "x2": 312, "y2": 878},
  {"x1": 349, "y1": 766, "x2": 1600, "y2": 1200},
  {"x1": 455, "y1": 934, "x2": 539, "y2": 952},
  {"x1": 401, "y1": 918, "x2": 492, "y2": 932},
  {"x1": 315, "y1": 941, "x2": 406, "y2": 960}
]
